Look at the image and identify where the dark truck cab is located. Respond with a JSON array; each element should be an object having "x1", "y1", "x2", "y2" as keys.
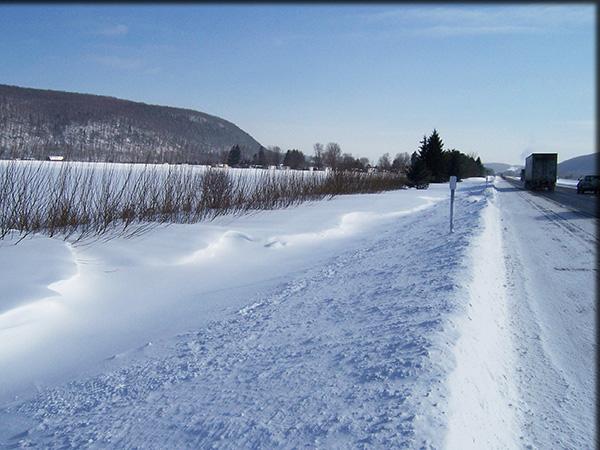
[{"x1": 523, "y1": 153, "x2": 557, "y2": 191}]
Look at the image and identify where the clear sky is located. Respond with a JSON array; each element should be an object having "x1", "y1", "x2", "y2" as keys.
[{"x1": 0, "y1": 4, "x2": 595, "y2": 165}]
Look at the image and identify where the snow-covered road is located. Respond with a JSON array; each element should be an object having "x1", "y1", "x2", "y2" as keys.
[
  {"x1": 0, "y1": 177, "x2": 596, "y2": 448},
  {"x1": 493, "y1": 178, "x2": 597, "y2": 449}
]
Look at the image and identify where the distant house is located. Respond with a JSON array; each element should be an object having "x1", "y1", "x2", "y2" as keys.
[{"x1": 48, "y1": 155, "x2": 65, "y2": 161}]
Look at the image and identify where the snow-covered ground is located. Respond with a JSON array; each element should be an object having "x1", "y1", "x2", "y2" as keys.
[
  {"x1": 493, "y1": 178, "x2": 596, "y2": 449},
  {"x1": 504, "y1": 177, "x2": 578, "y2": 189},
  {"x1": 556, "y1": 178, "x2": 579, "y2": 188},
  {"x1": 0, "y1": 177, "x2": 595, "y2": 448}
]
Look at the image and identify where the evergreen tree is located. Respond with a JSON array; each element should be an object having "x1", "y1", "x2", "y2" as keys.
[
  {"x1": 475, "y1": 156, "x2": 485, "y2": 176},
  {"x1": 257, "y1": 147, "x2": 267, "y2": 167},
  {"x1": 422, "y1": 129, "x2": 447, "y2": 182},
  {"x1": 417, "y1": 135, "x2": 428, "y2": 159},
  {"x1": 227, "y1": 144, "x2": 241, "y2": 166},
  {"x1": 410, "y1": 150, "x2": 420, "y2": 167},
  {"x1": 283, "y1": 150, "x2": 291, "y2": 167},
  {"x1": 409, "y1": 131, "x2": 487, "y2": 182},
  {"x1": 407, "y1": 151, "x2": 431, "y2": 187},
  {"x1": 446, "y1": 149, "x2": 462, "y2": 180},
  {"x1": 283, "y1": 149, "x2": 305, "y2": 169}
]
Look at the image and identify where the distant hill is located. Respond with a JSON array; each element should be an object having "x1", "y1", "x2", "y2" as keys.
[
  {"x1": 484, "y1": 162, "x2": 523, "y2": 175},
  {"x1": 0, "y1": 84, "x2": 264, "y2": 163},
  {"x1": 558, "y1": 153, "x2": 597, "y2": 179}
]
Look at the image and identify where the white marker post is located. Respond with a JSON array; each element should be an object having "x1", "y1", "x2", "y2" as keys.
[{"x1": 449, "y1": 176, "x2": 457, "y2": 233}]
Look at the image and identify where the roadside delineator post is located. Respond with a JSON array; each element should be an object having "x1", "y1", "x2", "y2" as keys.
[{"x1": 449, "y1": 175, "x2": 457, "y2": 233}]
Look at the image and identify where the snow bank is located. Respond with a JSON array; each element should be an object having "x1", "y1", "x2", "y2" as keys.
[
  {"x1": 0, "y1": 184, "x2": 449, "y2": 402},
  {"x1": 6, "y1": 176, "x2": 592, "y2": 447},
  {"x1": 1, "y1": 179, "x2": 492, "y2": 447},
  {"x1": 556, "y1": 178, "x2": 578, "y2": 188},
  {"x1": 445, "y1": 184, "x2": 520, "y2": 448}
]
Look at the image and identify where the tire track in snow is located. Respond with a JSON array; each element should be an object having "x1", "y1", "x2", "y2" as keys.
[
  {"x1": 496, "y1": 178, "x2": 596, "y2": 449},
  {"x1": 517, "y1": 191, "x2": 598, "y2": 247}
]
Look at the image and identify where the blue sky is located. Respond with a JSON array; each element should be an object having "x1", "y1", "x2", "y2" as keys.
[{"x1": 0, "y1": 4, "x2": 595, "y2": 164}]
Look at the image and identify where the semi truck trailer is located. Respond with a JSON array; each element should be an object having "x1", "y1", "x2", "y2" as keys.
[{"x1": 523, "y1": 153, "x2": 557, "y2": 191}]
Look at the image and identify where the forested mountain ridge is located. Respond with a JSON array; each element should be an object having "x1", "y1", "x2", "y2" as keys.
[
  {"x1": 0, "y1": 84, "x2": 263, "y2": 163},
  {"x1": 558, "y1": 153, "x2": 597, "y2": 179}
]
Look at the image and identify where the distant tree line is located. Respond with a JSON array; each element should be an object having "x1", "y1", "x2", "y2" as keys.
[
  {"x1": 407, "y1": 129, "x2": 486, "y2": 186},
  {"x1": 225, "y1": 131, "x2": 485, "y2": 189},
  {"x1": 225, "y1": 140, "x2": 416, "y2": 174}
]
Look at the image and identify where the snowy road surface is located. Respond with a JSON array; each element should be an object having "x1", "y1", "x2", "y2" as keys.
[
  {"x1": 493, "y1": 178, "x2": 597, "y2": 449},
  {"x1": 0, "y1": 177, "x2": 596, "y2": 448},
  {"x1": 505, "y1": 177, "x2": 598, "y2": 218}
]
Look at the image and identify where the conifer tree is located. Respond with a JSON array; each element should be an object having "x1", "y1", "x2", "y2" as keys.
[
  {"x1": 283, "y1": 149, "x2": 305, "y2": 169},
  {"x1": 407, "y1": 151, "x2": 431, "y2": 187},
  {"x1": 227, "y1": 144, "x2": 241, "y2": 166},
  {"x1": 257, "y1": 147, "x2": 267, "y2": 167},
  {"x1": 283, "y1": 150, "x2": 291, "y2": 167},
  {"x1": 424, "y1": 129, "x2": 447, "y2": 182},
  {"x1": 417, "y1": 135, "x2": 428, "y2": 159},
  {"x1": 475, "y1": 156, "x2": 485, "y2": 176},
  {"x1": 446, "y1": 149, "x2": 462, "y2": 180}
]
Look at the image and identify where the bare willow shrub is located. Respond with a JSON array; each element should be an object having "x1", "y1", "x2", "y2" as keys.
[{"x1": 0, "y1": 160, "x2": 407, "y2": 243}]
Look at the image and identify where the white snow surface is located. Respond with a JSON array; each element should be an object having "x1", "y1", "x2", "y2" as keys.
[
  {"x1": 0, "y1": 177, "x2": 596, "y2": 448},
  {"x1": 445, "y1": 188, "x2": 520, "y2": 449},
  {"x1": 492, "y1": 178, "x2": 597, "y2": 449},
  {"x1": 556, "y1": 178, "x2": 579, "y2": 188}
]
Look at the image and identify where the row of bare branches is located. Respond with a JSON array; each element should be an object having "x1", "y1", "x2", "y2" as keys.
[{"x1": 0, "y1": 161, "x2": 407, "y2": 244}]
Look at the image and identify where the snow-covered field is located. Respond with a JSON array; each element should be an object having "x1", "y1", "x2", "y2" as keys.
[
  {"x1": 0, "y1": 160, "x2": 328, "y2": 199},
  {"x1": 0, "y1": 177, "x2": 596, "y2": 448}
]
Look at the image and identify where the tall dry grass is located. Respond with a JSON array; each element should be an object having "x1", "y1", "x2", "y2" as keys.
[{"x1": 0, "y1": 161, "x2": 407, "y2": 243}]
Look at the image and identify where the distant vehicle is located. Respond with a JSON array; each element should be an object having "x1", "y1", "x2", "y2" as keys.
[
  {"x1": 523, "y1": 153, "x2": 557, "y2": 191},
  {"x1": 47, "y1": 155, "x2": 65, "y2": 161},
  {"x1": 576, "y1": 175, "x2": 599, "y2": 195}
]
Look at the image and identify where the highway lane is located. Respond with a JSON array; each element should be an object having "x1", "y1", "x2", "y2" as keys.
[{"x1": 502, "y1": 176, "x2": 599, "y2": 218}]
